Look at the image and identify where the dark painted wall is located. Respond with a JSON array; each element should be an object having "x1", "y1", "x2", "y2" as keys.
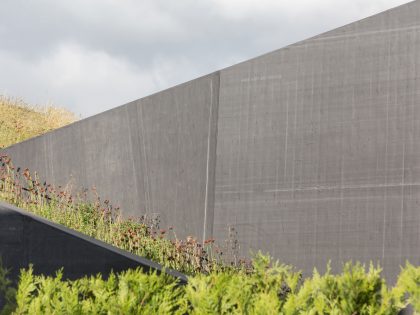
[
  {"x1": 0, "y1": 202, "x2": 187, "y2": 282},
  {"x1": 0, "y1": 202, "x2": 187, "y2": 310},
  {"x1": 0, "y1": 201, "x2": 187, "y2": 283},
  {"x1": 3, "y1": 1, "x2": 420, "y2": 282}
]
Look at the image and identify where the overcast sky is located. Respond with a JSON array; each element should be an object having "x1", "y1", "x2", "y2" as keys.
[{"x1": 0, "y1": 0, "x2": 410, "y2": 117}]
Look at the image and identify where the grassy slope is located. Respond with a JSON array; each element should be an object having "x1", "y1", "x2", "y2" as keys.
[{"x1": 0, "y1": 96, "x2": 77, "y2": 149}]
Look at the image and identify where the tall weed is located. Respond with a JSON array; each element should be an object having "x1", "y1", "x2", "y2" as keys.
[{"x1": 0, "y1": 155, "x2": 247, "y2": 275}]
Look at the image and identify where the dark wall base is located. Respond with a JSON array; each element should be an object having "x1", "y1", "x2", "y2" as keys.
[{"x1": 0, "y1": 201, "x2": 187, "y2": 309}]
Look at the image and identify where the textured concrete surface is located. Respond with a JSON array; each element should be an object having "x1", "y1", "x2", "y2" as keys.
[
  {"x1": 2, "y1": 1, "x2": 420, "y2": 282},
  {"x1": 0, "y1": 201, "x2": 187, "y2": 283},
  {"x1": 214, "y1": 0, "x2": 420, "y2": 282},
  {"x1": 3, "y1": 73, "x2": 220, "y2": 241}
]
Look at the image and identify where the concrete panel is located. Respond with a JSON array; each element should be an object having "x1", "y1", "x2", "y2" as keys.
[
  {"x1": 3, "y1": 73, "x2": 220, "y2": 240},
  {"x1": 213, "y1": 0, "x2": 420, "y2": 282}
]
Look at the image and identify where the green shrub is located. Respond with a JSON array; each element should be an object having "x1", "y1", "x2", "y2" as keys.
[
  {"x1": 5, "y1": 254, "x2": 419, "y2": 315},
  {"x1": 184, "y1": 253, "x2": 300, "y2": 314},
  {"x1": 12, "y1": 267, "x2": 184, "y2": 315},
  {"x1": 0, "y1": 260, "x2": 16, "y2": 315},
  {"x1": 4, "y1": 254, "x2": 299, "y2": 314},
  {"x1": 395, "y1": 262, "x2": 420, "y2": 314},
  {"x1": 283, "y1": 262, "x2": 403, "y2": 315}
]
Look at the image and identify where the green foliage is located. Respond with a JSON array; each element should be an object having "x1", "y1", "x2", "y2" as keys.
[
  {"x1": 395, "y1": 262, "x2": 420, "y2": 314},
  {"x1": 184, "y1": 253, "x2": 300, "y2": 314},
  {"x1": 0, "y1": 259, "x2": 16, "y2": 315},
  {"x1": 5, "y1": 254, "x2": 420, "y2": 315},
  {"x1": 12, "y1": 267, "x2": 184, "y2": 315},
  {"x1": 0, "y1": 155, "x2": 245, "y2": 276},
  {"x1": 282, "y1": 262, "x2": 402, "y2": 315}
]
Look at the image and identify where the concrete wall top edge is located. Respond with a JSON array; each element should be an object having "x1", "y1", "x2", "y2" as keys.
[
  {"x1": 1, "y1": 2, "x2": 413, "y2": 152},
  {"x1": 309, "y1": 0, "x2": 418, "y2": 40},
  {"x1": 2, "y1": 72, "x2": 220, "y2": 151},
  {"x1": 215, "y1": 1, "x2": 417, "y2": 74}
]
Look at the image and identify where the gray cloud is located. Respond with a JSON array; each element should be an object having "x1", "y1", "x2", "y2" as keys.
[{"x1": 0, "y1": 0, "x2": 409, "y2": 117}]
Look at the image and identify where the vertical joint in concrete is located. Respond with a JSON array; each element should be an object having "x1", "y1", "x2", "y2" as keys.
[{"x1": 202, "y1": 71, "x2": 220, "y2": 242}]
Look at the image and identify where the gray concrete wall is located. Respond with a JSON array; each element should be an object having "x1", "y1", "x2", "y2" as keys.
[
  {"x1": 3, "y1": 73, "x2": 220, "y2": 240},
  {"x1": 213, "y1": 0, "x2": 420, "y2": 282},
  {"x1": 2, "y1": 1, "x2": 420, "y2": 282}
]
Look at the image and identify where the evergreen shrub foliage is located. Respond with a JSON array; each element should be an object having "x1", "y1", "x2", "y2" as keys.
[{"x1": 1, "y1": 255, "x2": 420, "y2": 314}]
